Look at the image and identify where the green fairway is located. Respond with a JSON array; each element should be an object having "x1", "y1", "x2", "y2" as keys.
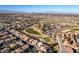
[
  {"x1": 26, "y1": 28, "x2": 41, "y2": 35},
  {"x1": 43, "y1": 37, "x2": 50, "y2": 42},
  {"x1": 0, "y1": 34, "x2": 3, "y2": 40},
  {"x1": 71, "y1": 28, "x2": 79, "y2": 31}
]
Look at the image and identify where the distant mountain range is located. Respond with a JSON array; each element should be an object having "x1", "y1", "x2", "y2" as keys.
[
  {"x1": 0, "y1": 10, "x2": 79, "y2": 14},
  {"x1": 41, "y1": 11, "x2": 79, "y2": 14},
  {"x1": 0, "y1": 10, "x2": 29, "y2": 14}
]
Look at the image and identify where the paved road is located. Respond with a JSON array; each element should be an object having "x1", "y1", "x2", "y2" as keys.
[{"x1": 56, "y1": 35, "x2": 67, "y2": 53}]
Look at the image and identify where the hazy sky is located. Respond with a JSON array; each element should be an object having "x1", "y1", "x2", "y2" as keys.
[{"x1": 0, "y1": 5, "x2": 79, "y2": 13}]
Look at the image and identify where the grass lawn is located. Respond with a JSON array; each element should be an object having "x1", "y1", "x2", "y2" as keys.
[
  {"x1": 43, "y1": 37, "x2": 50, "y2": 42},
  {"x1": 62, "y1": 28, "x2": 79, "y2": 33},
  {"x1": 0, "y1": 34, "x2": 3, "y2": 40},
  {"x1": 25, "y1": 27, "x2": 52, "y2": 43},
  {"x1": 71, "y1": 28, "x2": 79, "y2": 31},
  {"x1": 26, "y1": 28, "x2": 41, "y2": 35}
]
